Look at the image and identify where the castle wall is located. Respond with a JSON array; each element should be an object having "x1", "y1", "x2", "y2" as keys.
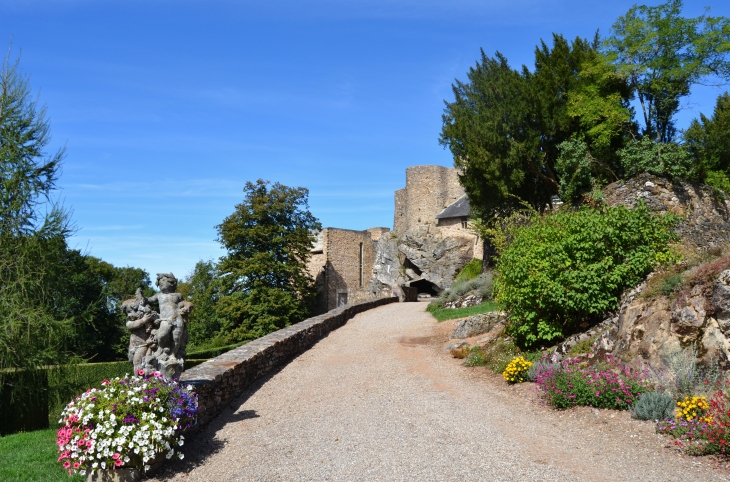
[
  {"x1": 438, "y1": 217, "x2": 484, "y2": 260},
  {"x1": 398, "y1": 165, "x2": 464, "y2": 233},
  {"x1": 309, "y1": 227, "x2": 390, "y2": 313}
]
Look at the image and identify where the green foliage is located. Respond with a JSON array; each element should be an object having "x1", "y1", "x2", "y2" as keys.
[
  {"x1": 441, "y1": 34, "x2": 631, "y2": 221},
  {"x1": 427, "y1": 301, "x2": 499, "y2": 322},
  {"x1": 215, "y1": 180, "x2": 321, "y2": 343},
  {"x1": 430, "y1": 272, "x2": 494, "y2": 310},
  {"x1": 495, "y1": 204, "x2": 677, "y2": 347},
  {"x1": 0, "y1": 428, "x2": 83, "y2": 482},
  {"x1": 684, "y1": 92, "x2": 730, "y2": 181},
  {"x1": 178, "y1": 259, "x2": 222, "y2": 347},
  {"x1": 618, "y1": 137, "x2": 694, "y2": 180},
  {"x1": 604, "y1": 0, "x2": 730, "y2": 143},
  {"x1": 630, "y1": 391, "x2": 676, "y2": 421},
  {"x1": 568, "y1": 337, "x2": 597, "y2": 357},
  {"x1": 704, "y1": 170, "x2": 730, "y2": 196},
  {"x1": 186, "y1": 341, "x2": 247, "y2": 359},
  {"x1": 455, "y1": 259, "x2": 483, "y2": 282}
]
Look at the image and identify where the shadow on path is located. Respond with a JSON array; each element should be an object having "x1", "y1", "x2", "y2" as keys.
[{"x1": 149, "y1": 362, "x2": 286, "y2": 480}]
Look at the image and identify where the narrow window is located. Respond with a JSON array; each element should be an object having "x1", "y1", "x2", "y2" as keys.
[
  {"x1": 359, "y1": 242, "x2": 363, "y2": 287},
  {"x1": 461, "y1": 217, "x2": 468, "y2": 229}
]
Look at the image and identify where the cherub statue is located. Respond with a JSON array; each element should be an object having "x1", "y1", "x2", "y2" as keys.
[
  {"x1": 143, "y1": 273, "x2": 193, "y2": 379},
  {"x1": 121, "y1": 288, "x2": 159, "y2": 373}
]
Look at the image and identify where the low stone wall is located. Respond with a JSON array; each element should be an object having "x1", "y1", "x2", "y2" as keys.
[{"x1": 180, "y1": 296, "x2": 397, "y2": 427}]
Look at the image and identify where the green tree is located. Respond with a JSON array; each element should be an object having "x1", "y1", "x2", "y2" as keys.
[
  {"x1": 441, "y1": 35, "x2": 632, "y2": 260},
  {"x1": 178, "y1": 260, "x2": 222, "y2": 347},
  {"x1": 215, "y1": 180, "x2": 321, "y2": 343},
  {"x1": 684, "y1": 91, "x2": 730, "y2": 189},
  {"x1": 604, "y1": 0, "x2": 730, "y2": 143},
  {"x1": 0, "y1": 50, "x2": 74, "y2": 371}
]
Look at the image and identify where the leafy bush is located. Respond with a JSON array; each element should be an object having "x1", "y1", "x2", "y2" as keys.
[
  {"x1": 630, "y1": 391, "x2": 675, "y2": 421},
  {"x1": 568, "y1": 337, "x2": 596, "y2": 356},
  {"x1": 496, "y1": 204, "x2": 677, "y2": 347},
  {"x1": 534, "y1": 356, "x2": 650, "y2": 410},
  {"x1": 502, "y1": 356, "x2": 533, "y2": 383},
  {"x1": 455, "y1": 259, "x2": 483, "y2": 282},
  {"x1": 618, "y1": 138, "x2": 695, "y2": 180}
]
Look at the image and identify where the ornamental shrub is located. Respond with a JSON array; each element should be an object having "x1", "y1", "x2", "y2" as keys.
[
  {"x1": 630, "y1": 391, "x2": 675, "y2": 421},
  {"x1": 495, "y1": 204, "x2": 677, "y2": 347},
  {"x1": 533, "y1": 356, "x2": 650, "y2": 410},
  {"x1": 502, "y1": 356, "x2": 533, "y2": 384}
]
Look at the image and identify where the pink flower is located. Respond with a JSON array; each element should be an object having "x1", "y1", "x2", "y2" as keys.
[
  {"x1": 112, "y1": 453, "x2": 121, "y2": 460},
  {"x1": 73, "y1": 462, "x2": 80, "y2": 469},
  {"x1": 101, "y1": 379, "x2": 110, "y2": 385},
  {"x1": 115, "y1": 459, "x2": 123, "y2": 467},
  {"x1": 77, "y1": 439, "x2": 85, "y2": 447},
  {"x1": 153, "y1": 371, "x2": 162, "y2": 378},
  {"x1": 63, "y1": 461, "x2": 71, "y2": 469},
  {"x1": 137, "y1": 369, "x2": 145, "y2": 376}
]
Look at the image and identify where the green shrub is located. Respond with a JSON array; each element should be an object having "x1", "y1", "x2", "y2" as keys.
[
  {"x1": 496, "y1": 204, "x2": 677, "y2": 347},
  {"x1": 568, "y1": 337, "x2": 596, "y2": 356},
  {"x1": 186, "y1": 341, "x2": 247, "y2": 358},
  {"x1": 630, "y1": 391, "x2": 676, "y2": 421},
  {"x1": 431, "y1": 272, "x2": 494, "y2": 310},
  {"x1": 618, "y1": 138, "x2": 695, "y2": 180},
  {"x1": 455, "y1": 259, "x2": 483, "y2": 282}
]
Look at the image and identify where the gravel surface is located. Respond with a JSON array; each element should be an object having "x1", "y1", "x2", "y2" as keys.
[{"x1": 151, "y1": 303, "x2": 730, "y2": 481}]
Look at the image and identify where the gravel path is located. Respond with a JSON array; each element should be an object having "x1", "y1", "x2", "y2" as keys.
[{"x1": 152, "y1": 303, "x2": 730, "y2": 481}]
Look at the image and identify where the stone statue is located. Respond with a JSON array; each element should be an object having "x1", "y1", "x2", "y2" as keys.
[{"x1": 122, "y1": 273, "x2": 193, "y2": 381}]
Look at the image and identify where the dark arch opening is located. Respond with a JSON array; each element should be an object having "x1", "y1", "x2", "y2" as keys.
[{"x1": 409, "y1": 279, "x2": 441, "y2": 296}]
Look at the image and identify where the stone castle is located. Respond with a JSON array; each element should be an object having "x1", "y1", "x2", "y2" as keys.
[{"x1": 308, "y1": 165, "x2": 482, "y2": 313}]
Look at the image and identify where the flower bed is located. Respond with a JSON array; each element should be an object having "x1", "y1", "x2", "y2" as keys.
[
  {"x1": 56, "y1": 371, "x2": 197, "y2": 477},
  {"x1": 533, "y1": 356, "x2": 650, "y2": 410}
]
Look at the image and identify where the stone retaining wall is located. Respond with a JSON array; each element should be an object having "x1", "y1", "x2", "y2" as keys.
[{"x1": 180, "y1": 297, "x2": 398, "y2": 427}]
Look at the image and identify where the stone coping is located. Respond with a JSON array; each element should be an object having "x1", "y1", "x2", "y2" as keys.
[{"x1": 181, "y1": 296, "x2": 397, "y2": 427}]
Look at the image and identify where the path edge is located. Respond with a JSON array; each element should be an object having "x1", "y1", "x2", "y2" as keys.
[{"x1": 180, "y1": 297, "x2": 399, "y2": 427}]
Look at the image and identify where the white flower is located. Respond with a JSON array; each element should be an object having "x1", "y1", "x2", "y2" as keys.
[
  {"x1": 92, "y1": 462, "x2": 99, "y2": 469},
  {"x1": 178, "y1": 453, "x2": 184, "y2": 460},
  {"x1": 144, "y1": 465, "x2": 150, "y2": 472},
  {"x1": 101, "y1": 461, "x2": 106, "y2": 469}
]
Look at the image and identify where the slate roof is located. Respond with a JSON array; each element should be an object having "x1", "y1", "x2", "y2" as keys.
[{"x1": 436, "y1": 195, "x2": 470, "y2": 219}]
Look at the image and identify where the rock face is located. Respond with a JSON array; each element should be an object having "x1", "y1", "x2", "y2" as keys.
[
  {"x1": 368, "y1": 225, "x2": 475, "y2": 296},
  {"x1": 580, "y1": 270, "x2": 730, "y2": 370},
  {"x1": 602, "y1": 173, "x2": 730, "y2": 250},
  {"x1": 451, "y1": 311, "x2": 508, "y2": 339},
  {"x1": 398, "y1": 225, "x2": 474, "y2": 290}
]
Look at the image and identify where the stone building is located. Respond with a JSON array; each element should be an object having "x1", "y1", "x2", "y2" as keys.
[
  {"x1": 308, "y1": 227, "x2": 391, "y2": 313},
  {"x1": 308, "y1": 164, "x2": 482, "y2": 313}
]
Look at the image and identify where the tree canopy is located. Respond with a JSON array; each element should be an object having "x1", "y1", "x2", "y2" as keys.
[
  {"x1": 604, "y1": 0, "x2": 730, "y2": 143},
  {"x1": 214, "y1": 179, "x2": 321, "y2": 343}
]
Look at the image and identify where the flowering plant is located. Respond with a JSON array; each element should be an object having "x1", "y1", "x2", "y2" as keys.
[
  {"x1": 533, "y1": 355, "x2": 650, "y2": 410},
  {"x1": 502, "y1": 356, "x2": 532, "y2": 383},
  {"x1": 56, "y1": 371, "x2": 197, "y2": 477},
  {"x1": 676, "y1": 395, "x2": 711, "y2": 423}
]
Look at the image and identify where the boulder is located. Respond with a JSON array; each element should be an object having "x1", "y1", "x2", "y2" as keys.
[{"x1": 450, "y1": 311, "x2": 508, "y2": 339}]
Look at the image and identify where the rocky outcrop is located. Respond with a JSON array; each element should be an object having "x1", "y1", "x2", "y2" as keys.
[
  {"x1": 398, "y1": 225, "x2": 474, "y2": 290},
  {"x1": 572, "y1": 270, "x2": 730, "y2": 371},
  {"x1": 603, "y1": 173, "x2": 730, "y2": 250},
  {"x1": 451, "y1": 311, "x2": 508, "y2": 339},
  {"x1": 368, "y1": 225, "x2": 475, "y2": 296}
]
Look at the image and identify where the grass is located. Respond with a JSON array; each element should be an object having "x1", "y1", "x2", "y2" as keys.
[
  {"x1": 0, "y1": 428, "x2": 83, "y2": 482},
  {"x1": 427, "y1": 301, "x2": 499, "y2": 322}
]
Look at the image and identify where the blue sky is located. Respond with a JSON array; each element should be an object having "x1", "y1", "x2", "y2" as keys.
[{"x1": 2, "y1": 0, "x2": 729, "y2": 279}]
